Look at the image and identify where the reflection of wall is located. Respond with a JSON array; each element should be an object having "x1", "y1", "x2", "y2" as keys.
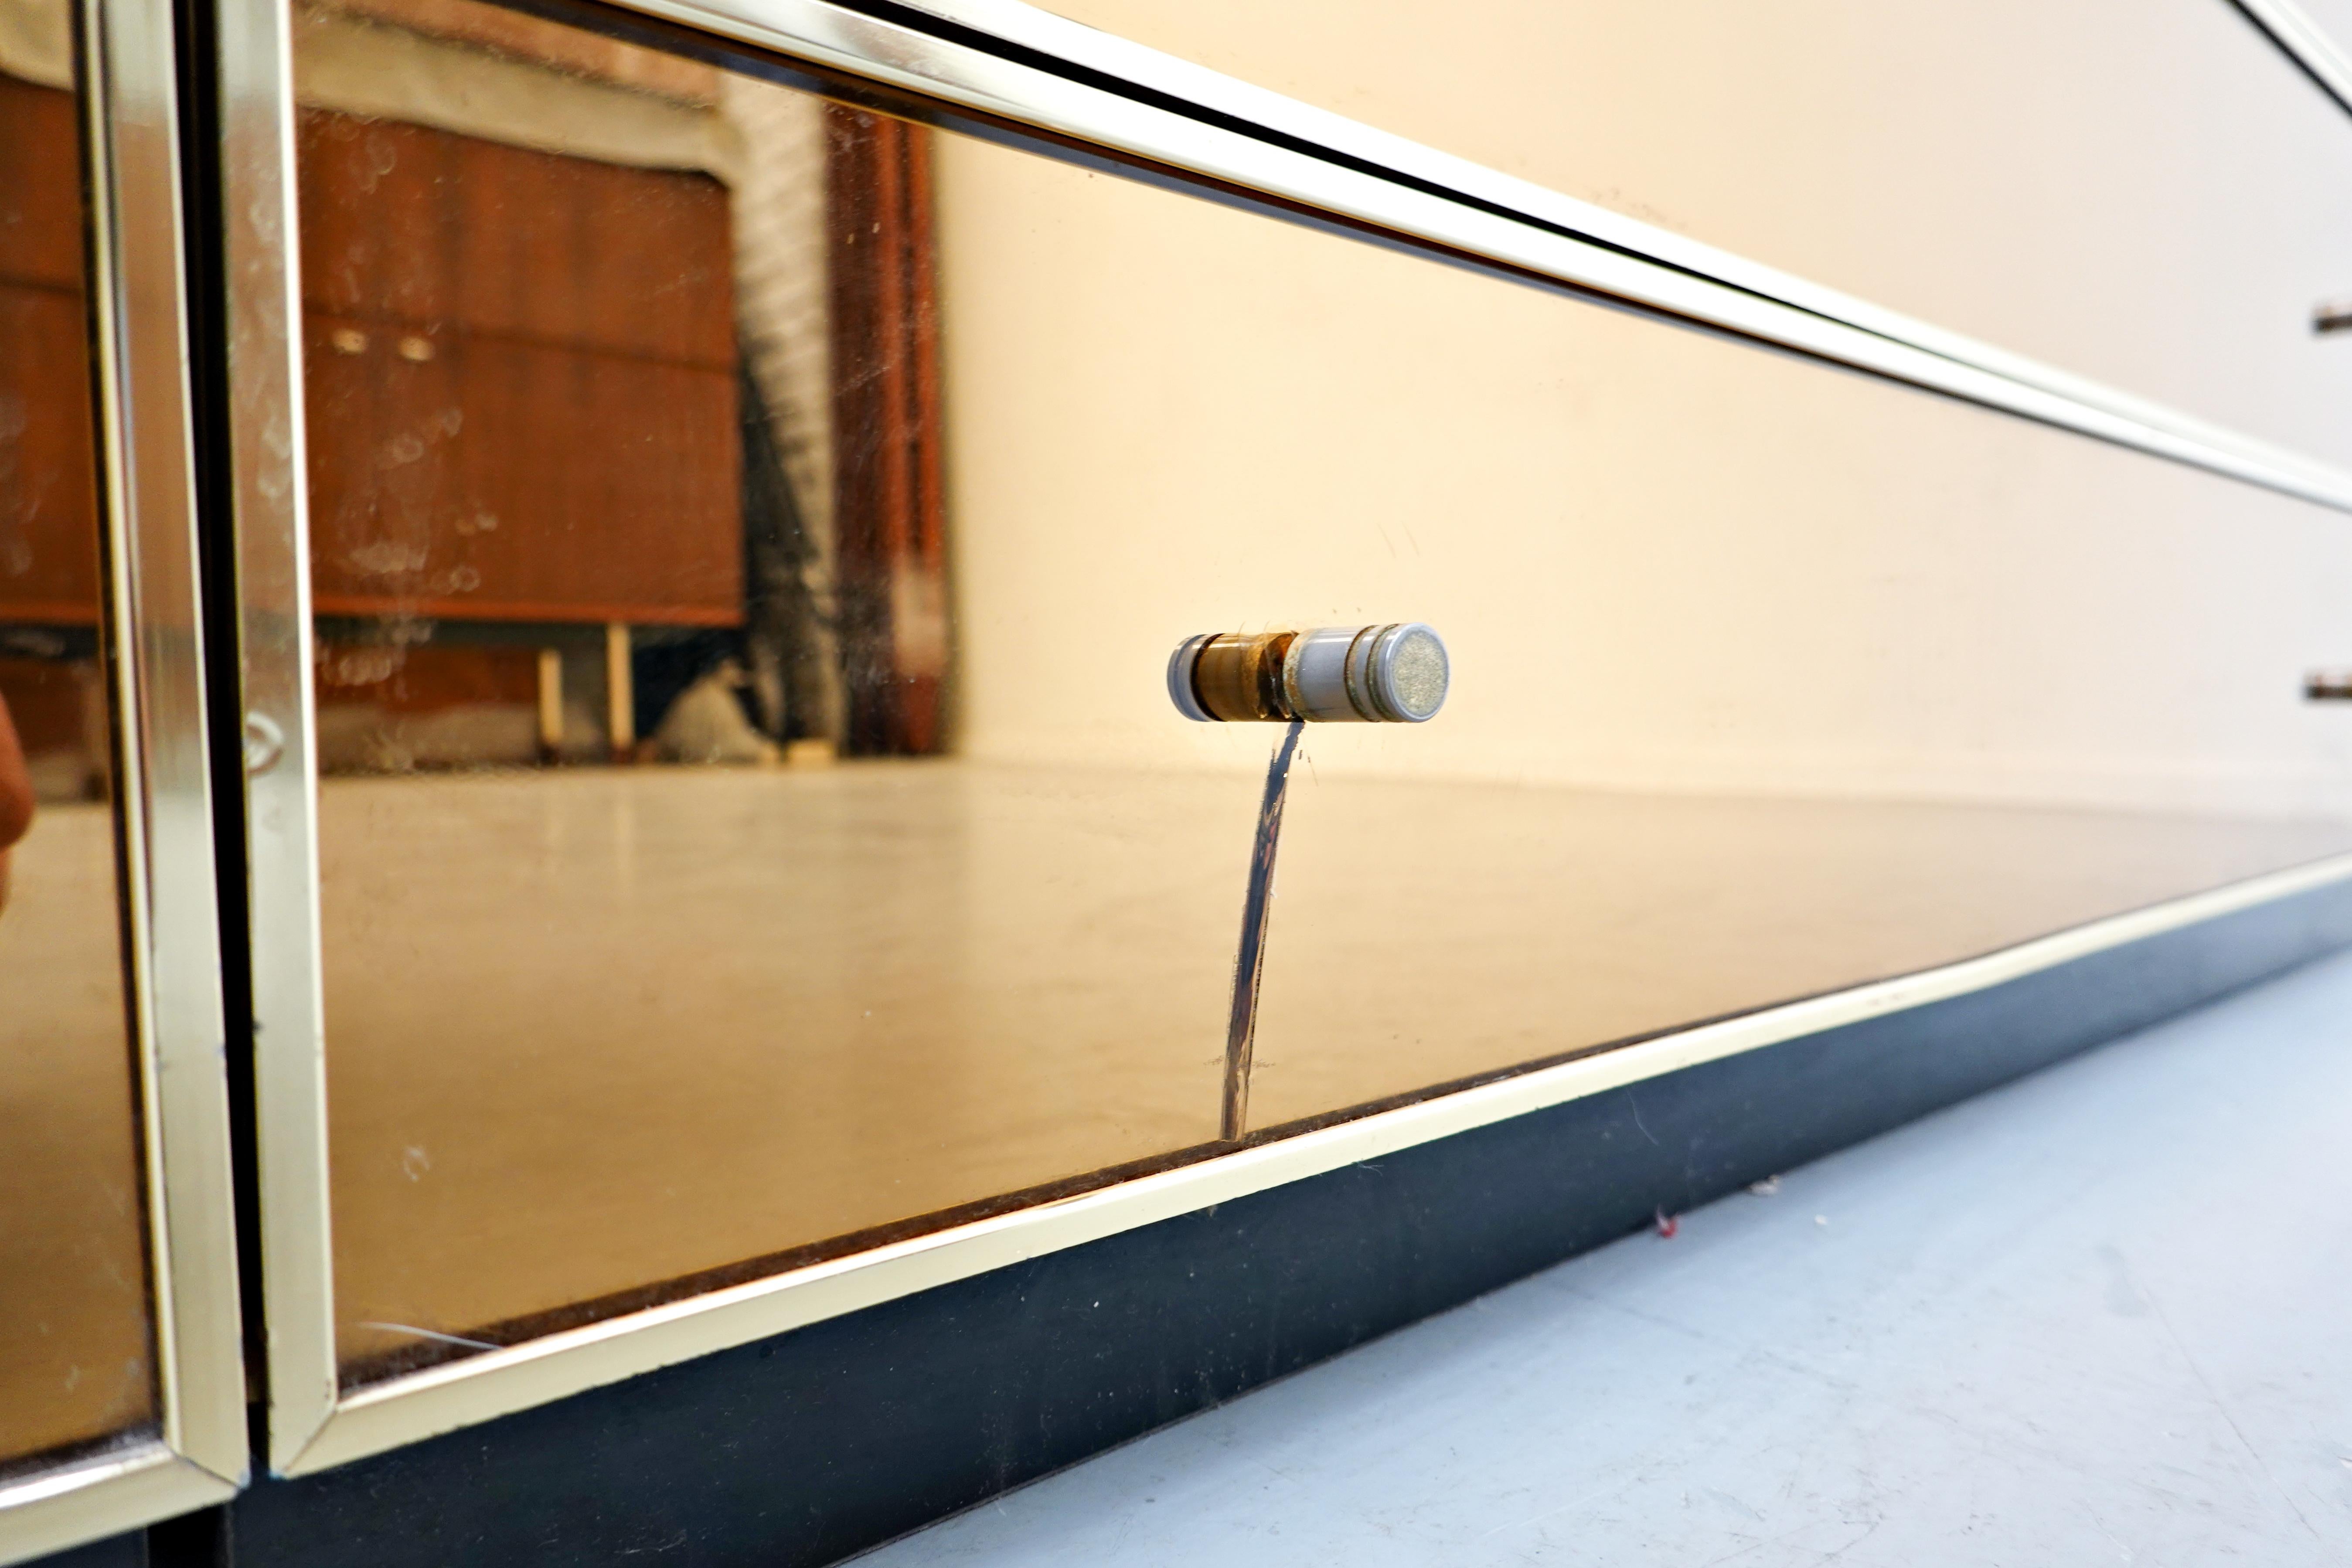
[
  {"x1": 931, "y1": 133, "x2": 2352, "y2": 818},
  {"x1": 1040, "y1": 0, "x2": 2352, "y2": 469}
]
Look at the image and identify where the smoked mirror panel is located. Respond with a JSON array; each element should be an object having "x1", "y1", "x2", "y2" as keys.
[
  {"x1": 290, "y1": 0, "x2": 2352, "y2": 1383},
  {"x1": 288, "y1": 0, "x2": 1253, "y2": 1382},
  {"x1": 0, "y1": 0, "x2": 157, "y2": 1472},
  {"x1": 931, "y1": 130, "x2": 2352, "y2": 1135}
]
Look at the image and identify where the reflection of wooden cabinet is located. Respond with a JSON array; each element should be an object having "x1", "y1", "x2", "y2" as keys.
[
  {"x1": 0, "y1": 73, "x2": 101, "y2": 627},
  {"x1": 296, "y1": 110, "x2": 743, "y2": 628}
]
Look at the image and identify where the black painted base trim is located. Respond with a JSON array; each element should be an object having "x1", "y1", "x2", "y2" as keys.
[
  {"x1": 30, "y1": 1534, "x2": 146, "y2": 1568},
  {"x1": 36, "y1": 874, "x2": 2352, "y2": 1568}
]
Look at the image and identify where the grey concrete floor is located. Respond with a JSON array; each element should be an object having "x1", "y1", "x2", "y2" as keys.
[{"x1": 863, "y1": 948, "x2": 2352, "y2": 1566}]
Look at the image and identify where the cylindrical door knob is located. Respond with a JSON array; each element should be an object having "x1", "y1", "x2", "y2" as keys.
[{"x1": 1168, "y1": 624, "x2": 1448, "y2": 723}]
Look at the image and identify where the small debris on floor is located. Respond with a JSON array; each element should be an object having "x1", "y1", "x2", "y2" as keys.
[
  {"x1": 1654, "y1": 1207, "x2": 1679, "y2": 1238},
  {"x1": 1814, "y1": 1214, "x2": 1831, "y2": 1227},
  {"x1": 1748, "y1": 1175, "x2": 1781, "y2": 1196}
]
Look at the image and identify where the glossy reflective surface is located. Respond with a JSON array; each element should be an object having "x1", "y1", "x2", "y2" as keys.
[
  {"x1": 290, "y1": 0, "x2": 1253, "y2": 1378},
  {"x1": 935, "y1": 122, "x2": 2352, "y2": 1122},
  {"x1": 291, "y1": 0, "x2": 2352, "y2": 1379},
  {"x1": 0, "y1": 0, "x2": 156, "y2": 1468},
  {"x1": 1047, "y1": 0, "x2": 2352, "y2": 470},
  {"x1": 324, "y1": 765, "x2": 1240, "y2": 1356}
]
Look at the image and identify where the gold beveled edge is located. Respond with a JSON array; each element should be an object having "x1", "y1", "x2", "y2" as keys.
[
  {"x1": 214, "y1": 0, "x2": 339, "y2": 1479},
  {"x1": 0, "y1": 1448, "x2": 238, "y2": 1568},
  {"x1": 82, "y1": 0, "x2": 248, "y2": 1492},
  {"x1": 221, "y1": 0, "x2": 2352, "y2": 1483},
  {"x1": 0, "y1": 0, "x2": 249, "y2": 1557},
  {"x1": 280, "y1": 846, "x2": 2352, "y2": 1475}
]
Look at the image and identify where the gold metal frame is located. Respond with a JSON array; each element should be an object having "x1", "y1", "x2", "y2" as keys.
[
  {"x1": 219, "y1": 0, "x2": 2352, "y2": 1480},
  {"x1": 0, "y1": 0, "x2": 248, "y2": 1557}
]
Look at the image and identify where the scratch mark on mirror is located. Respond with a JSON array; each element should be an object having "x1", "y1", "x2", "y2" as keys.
[
  {"x1": 358, "y1": 1321, "x2": 501, "y2": 1353},
  {"x1": 1222, "y1": 719, "x2": 1304, "y2": 1141}
]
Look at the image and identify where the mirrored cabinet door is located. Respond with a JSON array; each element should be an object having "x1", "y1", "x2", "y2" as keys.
[{"x1": 230, "y1": 0, "x2": 2352, "y2": 1455}]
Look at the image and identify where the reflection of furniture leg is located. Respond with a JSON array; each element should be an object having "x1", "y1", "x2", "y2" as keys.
[
  {"x1": 536, "y1": 648, "x2": 563, "y2": 762},
  {"x1": 605, "y1": 622, "x2": 634, "y2": 762}
]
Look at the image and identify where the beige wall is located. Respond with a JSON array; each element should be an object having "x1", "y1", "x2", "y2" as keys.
[
  {"x1": 1031, "y1": 0, "x2": 2352, "y2": 469},
  {"x1": 929, "y1": 78, "x2": 2352, "y2": 818}
]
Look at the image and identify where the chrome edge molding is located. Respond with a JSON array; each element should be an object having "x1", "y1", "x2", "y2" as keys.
[
  {"x1": 2233, "y1": 0, "x2": 2352, "y2": 117},
  {"x1": 216, "y1": 0, "x2": 338, "y2": 1478},
  {"x1": 0, "y1": 0, "x2": 247, "y2": 1556},
  {"x1": 227, "y1": 0, "x2": 2352, "y2": 1479},
  {"x1": 90, "y1": 0, "x2": 246, "y2": 1489}
]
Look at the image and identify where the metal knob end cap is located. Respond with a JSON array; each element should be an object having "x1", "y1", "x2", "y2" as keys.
[
  {"x1": 1168, "y1": 624, "x2": 1448, "y2": 723},
  {"x1": 1367, "y1": 622, "x2": 1449, "y2": 722},
  {"x1": 1167, "y1": 633, "x2": 1217, "y2": 722}
]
